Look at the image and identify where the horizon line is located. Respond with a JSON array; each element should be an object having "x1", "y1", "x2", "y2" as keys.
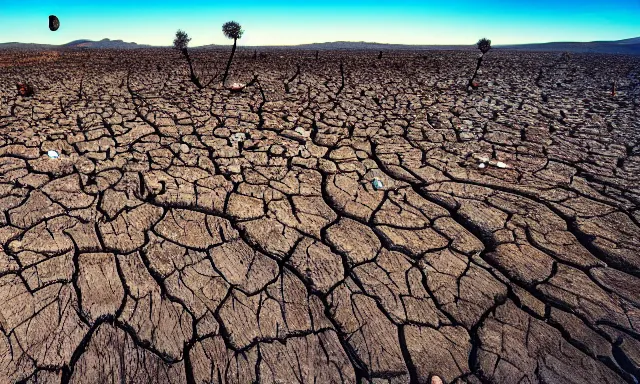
[{"x1": 2, "y1": 36, "x2": 639, "y2": 48}]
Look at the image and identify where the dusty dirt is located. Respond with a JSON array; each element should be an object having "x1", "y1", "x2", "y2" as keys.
[{"x1": 0, "y1": 48, "x2": 639, "y2": 383}]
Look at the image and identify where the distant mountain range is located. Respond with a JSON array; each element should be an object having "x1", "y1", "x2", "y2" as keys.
[
  {"x1": 0, "y1": 38, "x2": 150, "y2": 50},
  {"x1": 1, "y1": 37, "x2": 639, "y2": 54},
  {"x1": 498, "y1": 37, "x2": 640, "y2": 55}
]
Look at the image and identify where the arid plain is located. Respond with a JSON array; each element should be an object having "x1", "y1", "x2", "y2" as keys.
[{"x1": 0, "y1": 48, "x2": 639, "y2": 383}]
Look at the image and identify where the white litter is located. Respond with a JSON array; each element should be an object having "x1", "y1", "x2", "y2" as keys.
[
  {"x1": 496, "y1": 161, "x2": 508, "y2": 169},
  {"x1": 230, "y1": 132, "x2": 246, "y2": 142},
  {"x1": 478, "y1": 163, "x2": 486, "y2": 169},
  {"x1": 372, "y1": 178, "x2": 384, "y2": 190},
  {"x1": 229, "y1": 83, "x2": 244, "y2": 91},
  {"x1": 295, "y1": 127, "x2": 310, "y2": 137},
  {"x1": 47, "y1": 150, "x2": 59, "y2": 159}
]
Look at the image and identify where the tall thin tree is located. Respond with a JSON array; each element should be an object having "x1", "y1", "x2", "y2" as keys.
[
  {"x1": 469, "y1": 37, "x2": 492, "y2": 92},
  {"x1": 222, "y1": 21, "x2": 244, "y2": 85},
  {"x1": 173, "y1": 29, "x2": 203, "y2": 89}
]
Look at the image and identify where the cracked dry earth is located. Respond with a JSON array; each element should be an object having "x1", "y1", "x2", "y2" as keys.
[{"x1": 0, "y1": 48, "x2": 639, "y2": 384}]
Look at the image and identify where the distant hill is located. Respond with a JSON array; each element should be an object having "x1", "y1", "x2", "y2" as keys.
[
  {"x1": 0, "y1": 42, "x2": 57, "y2": 50},
  {"x1": 197, "y1": 41, "x2": 474, "y2": 50},
  {"x1": 1, "y1": 37, "x2": 639, "y2": 54},
  {"x1": 498, "y1": 37, "x2": 640, "y2": 55},
  {"x1": 273, "y1": 41, "x2": 474, "y2": 51},
  {"x1": 0, "y1": 38, "x2": 151, "y2": 50},
  {"x1": 62, "y1": 38, "x2": 152, "y2": 49}
]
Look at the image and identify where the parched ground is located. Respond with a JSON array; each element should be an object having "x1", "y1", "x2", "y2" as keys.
[{"x1": 0, "y1": 48, "x2": 639, "y2": 384}]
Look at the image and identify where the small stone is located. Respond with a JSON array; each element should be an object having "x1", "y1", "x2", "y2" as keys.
[
  {"x1": 180, "y1": 143, "x2": 190, "y2": 153},
  {"x1": 269, "y1": 145, "x2": 285, "y2": 156},
  {"x1": 8, "y1": 240, "x2": 22, "y2": 252},
  {"x1": 229, "y1": 83, "x2": 245, "y2": 92},
  {"x1": 459, "y1": 132, "x2": 475, "y2": 141},
  {"x1": 47, "y1": 150, "x2": 60, "y2": 159},
  {"x1": 478, "y1": 162, "x2": 486, "y2": 169},
  {"x1": 230, "y1": 132, "x2": 246, "y2": 143},
  {"x1": 372, "y1": 178, "x2": 384, "y2": 190},
  {"x1": 17, "y1": 83, "x2": 34, "y2": 97},
  {"x1": 295, "y1": 127, "x2": 310, "y2": 137},
  {"x1": 227, "y1": 165, "x2": 241, "y2": 173},
  {"x1": 496, "y1": 161, "x2": 508, "y2": 168},
  {"x1": 431, "y1": 376, "x2": 443, "y2": 384}
]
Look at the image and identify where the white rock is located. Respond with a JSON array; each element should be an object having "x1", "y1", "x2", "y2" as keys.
[
  {"x1": 180, "y1": 143, "x2": 190, "y2": 153},
  {"x1": 47, "y1": 150, "x2": 59, "y2": 159},
  {"x1": 8, "y1": 240, "x2": 22, "y2": 252},
  {"x1": 496, "y1": 161, "x2": 508, "y2": 168},
  {"x1": 227, "y1": 165, "x2": 241, "y2": 173},
  {"x1": 295, "y1": 127, "x2": 310, "y2": 137},
  {"x1": 478, "y1": 163, "x2": 486, "y2": 169}
]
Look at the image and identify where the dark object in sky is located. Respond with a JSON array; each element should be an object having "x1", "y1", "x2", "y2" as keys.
[
  {"x1": 49, "y1": 15, "x2": 60, "y2": 31},
  {"x1": 16, "y1": 83, "x2": 34, "y2": 97}
]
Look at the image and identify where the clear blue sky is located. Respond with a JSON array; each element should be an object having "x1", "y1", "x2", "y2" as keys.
[{"x1": 0, "y1": 0, "x2": 638, "y2": 46}]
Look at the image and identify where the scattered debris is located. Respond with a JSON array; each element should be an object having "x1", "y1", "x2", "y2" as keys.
[
  {"x1": 496, "y1": 161, "x2": 508, "y2": 168},
  {"x1": 49, "y1": 15, "x2": 60, "y2": 32},
  {"x1": 16, "y1": 83, "x2": 34, "y2": 97},
  {"x1": 295, "y1": 127, "x2": 310, "y2": 137},
  {"x1": 478, "y1": 162, "x2": 486, "y2": 169},
  {"x1": 372, "y1": 178, "x2": 384, "y2": 190},
  {"x1": 459, "y1": 132, "x2": 475, "y2": 141},
  {"x1": 230, "y1": 132, "x2": 246, "y2": 143},
  {"x1": 47, "y1": 150, "x2": 60, "y2": 159},
  {"x1": 228, "y1": 82, "x2": 245, "y2": 92}
]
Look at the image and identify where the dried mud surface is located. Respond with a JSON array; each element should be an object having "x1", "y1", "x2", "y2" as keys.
[{"x1": 0, "y1": 48, "x2": 639, "y2": 383}]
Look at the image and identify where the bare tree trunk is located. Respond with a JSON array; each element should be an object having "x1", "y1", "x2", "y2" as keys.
[
  {"x1": 611, "y1": 80, "x2": 616, "y2": 97},
  {"x1": 468, "y1": 53, "x2": 483, "y2": 93},
  {"x1": 182, "y1": 48, "x2": 203, "y2": 89},
  {"x1": 223, "y1": 38, "x2": 237, "y2": 85}
]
